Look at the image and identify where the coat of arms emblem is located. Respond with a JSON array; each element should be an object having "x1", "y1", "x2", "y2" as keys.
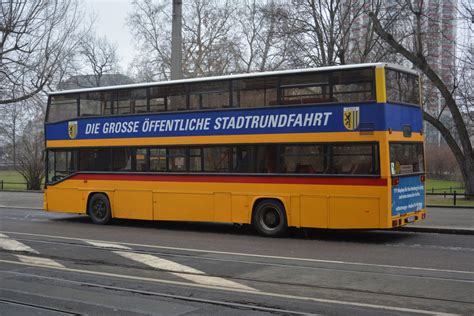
[
  {"x1": 343, "y1": 107, "x2": 360, "y2": 131},
  {"x1": 68, "y1": 121, "x2": 78, "y2": 139}
]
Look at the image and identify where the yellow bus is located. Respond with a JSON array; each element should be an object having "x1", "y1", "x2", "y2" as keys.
[{"x1": 44, "y1": 63, "x2": 426, "y2": 237}]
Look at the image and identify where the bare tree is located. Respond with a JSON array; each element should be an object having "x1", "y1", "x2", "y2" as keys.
[
  {"x1": 369, "y1": 0, "x2": 474, "y2": 197},
  {"x1": 61, "y1": 33, "x2": 121, "y2": 88},
  {"x1": 0, "y1": 0, "x2": 85, "y2": 104},
  {"x1": 128, "y1": 0, "x2": 172, "y2": 81},
  {"x1": 0, "y1": 96, "x2": 43, "y2": 167},
  {"x1": 281, "y1": 0, "x2": 363, "y2": 66},
  {"x1": 15, "y1": 116, "x2": 45, "y2": 190},
  {"x1": 236, "y1": 1, "x2": 292, "y2": 72},
  {"x1": 78, "y1": 34, "x2": 120, "y2": 87},
  {"x1": 128, "y1": 0, "x2": 239, "y2": 80},
  {"x1": 182, "y1": 0, "x2": 238, "y2": 77}
]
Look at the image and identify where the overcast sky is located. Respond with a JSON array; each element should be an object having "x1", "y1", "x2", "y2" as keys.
[{"x1": 84, "y1": 0, "x2": 135, "y2": 70}]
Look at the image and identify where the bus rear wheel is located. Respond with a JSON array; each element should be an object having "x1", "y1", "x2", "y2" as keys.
[
  {"x1": 253, "y1": 199, "x2": 288, "y2": 237},
  {"x1": 88, "y1": 193, "x2": 111, "y2": 225}
]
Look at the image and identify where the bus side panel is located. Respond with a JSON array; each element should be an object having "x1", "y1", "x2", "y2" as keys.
[
  {"x1": 214, "y1": 192, "x2": 232, "y2": 223},
  {"x1": 153, "y1": 192, "x2": 214, "y2": 222},
  {"x1": 45, "y1": 187, "x2": 87, "y2": 214},
  {"x1": 231, "y1": 195, "x2": 250, "y2": 224},
  {"x1": 114, "y1": 190, "x2": 152, "y2": 220},
  {"x1": 300, "y1": 195, "x2": 329, "y2": 228},
  {"x1": 329, "y1": 196, "x2": 380, "y2": 229},
  {"x1": 290, "y1": 196, "x2": 301, "y2": 228}
]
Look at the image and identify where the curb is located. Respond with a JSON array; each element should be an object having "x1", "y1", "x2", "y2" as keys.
[
  {"x1": 0, "y1": 190, "x2": 43, "y2": 193},
  {"x1": 0, "y1": 205, "x2": 43, "y2": 210},
  {"x1": 427, "y1": 204, "x2": 474, "y2": 209},
  {"x1": 397, "y1": 226, "x2": 474, "y2": 235}
]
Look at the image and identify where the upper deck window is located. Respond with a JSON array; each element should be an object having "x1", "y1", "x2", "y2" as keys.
[
  {"x1": 47, "y1": 95, "x2": 78, "y2": 122},
  {"x1": 46, "y1": 67, "x2": 379, "y2": 123},
  {"x1": 386, "y1": 69, "x2": 420, "y2": 106},
  {"x1": 80, "y1": 92, "x2": 101, "y2": 117},
  {"x1": 281, "y1": 69, "x2": 375, "y2": 105},
  {"x1": 233, "y1": 77, "x2": 278, "y2": 107},
  {"x1": 189, "y1": 81, "x2": 230, "y2": 110}
]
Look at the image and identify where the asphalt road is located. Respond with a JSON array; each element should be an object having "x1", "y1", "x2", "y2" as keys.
[{"x1": 0, "y1": 206, "x2": 473, "y2": 315}]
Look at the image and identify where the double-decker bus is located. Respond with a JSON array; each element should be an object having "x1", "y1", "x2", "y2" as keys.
[{"x1": 44, "y1": 63, "x2": 426, "y2": 237}]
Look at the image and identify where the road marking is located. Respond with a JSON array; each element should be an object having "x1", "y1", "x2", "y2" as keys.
[
  {"x1": 115, "y1": 251, "x2": 256, "y2": 291},
  {"x1": 2, "y1": 231, "x2": 472, "y2": 276},
  {"x1": 0, "y1": 259, "x2": 455, "y2": 315},
  {"x1": 16, "y1": 254, "x2": 64, "y2": 268},
  {"x1": 85, "y1": 241, "x2": 132, "y2": 250},
  {"x1": 0, "y1": 205, "x2": 42, "y2": 210},
  {"x1": 0, "y1": 233, "x2": 39, "y2": 254}
]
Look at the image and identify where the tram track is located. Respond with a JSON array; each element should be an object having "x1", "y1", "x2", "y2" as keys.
[
  {"x1": 0, "y1": 264, "x2": 460, "y2": 315},
  {"x1": 1, "y1": 233, "x2": 473, "y2": 308},
  {"x1": 0, "y1": 298, "x2": 80, "y2": 315},
  {"x1": 1, "y1": 271, "x2": 311, "y2": 316},
  {"x1": 3, "y1": 233, "x2": 473, "y2": 279}
]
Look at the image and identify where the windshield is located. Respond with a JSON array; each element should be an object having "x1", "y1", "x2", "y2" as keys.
[
  {"x1": 386, "y1": 69, "x2": 420, "y2": 106},
  {"x1": 389, "y1": 142, "x2": 424, "y2": 175}
]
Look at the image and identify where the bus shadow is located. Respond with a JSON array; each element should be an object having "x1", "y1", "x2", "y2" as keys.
[{"x1": 51, "y1": 215, "x2": 418, "y2": 244}]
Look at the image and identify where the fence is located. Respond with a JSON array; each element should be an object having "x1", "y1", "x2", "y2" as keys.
[
  {"x1": 0, "y1": 180, "x2": 30, "y2": 190},
  {"x1": 0, "y1": 180, "x2": 44, "y2": 191},
  {"x1": 426, "y1": 192, "x2": 474, "y2": 206},
  {"x1": 428, "y1": 186, "x2": 464, "y2": 194}
]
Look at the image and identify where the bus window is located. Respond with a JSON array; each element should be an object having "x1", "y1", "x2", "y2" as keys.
[
  {"x1": 189, "y1": 81, "x2": 230, "y2": 110},
  {"x1": 80, "y1": 92, "x2": 101, "y2": 117},
  {"x1": 150, "y1": 148, "x2": 167, "y2": 172},
  {"x1": 47, "y1": 95, "x2": 78, "y2": 122},
  {"x1": 78, "y1": 148, "x2": 111, "y2": 171},
  {"x1": 101, "y1": 91, "x2": 114, "y2": 115},
  {"x1": 189, "y1": 148, "x2": 202, "y2": 172},
  {"x1": 135, "y1": 148, "x2": 148, "y2": 171},
  {"x1": 233, "y1": 77, "x2": 278, "y2": 107},
  {"x1": 389, "y1": 142, "x2": 424, "y2": 175},
  {"x1": 232, "y1": 146, "x2": 252, "y2": 173},
  {"x1": 255, "y1": 145, "x2": 279, "y2": 173},
  {"x1": 168, "y1": 148, "x2": 187, "y2": 171},
  {"x1": 281, "y1": 72, "x2": 331, "y2": 105},
  {"x1": 386, "y1": 69, "x2": 420, "y2": 106},
  {"x1": 203, "y1": 147, "x2": 232, "y2": 172},
  {"x1": 149, "y1": 87, "x2": 167, "y2": 112},
  {"x1": 281, "y1": 145, "x2": 326, "y2": 173},
  {"x1": 115, "y1": 90, "x2": 131, "y2": 115},
  {"x1": 132, "y1": 89, "x2": 148, "y2": 114},
  {"x1": 166, "y1": 85, "x2": 187, "y2": 111},
  {"x1": 331, "y1": 69, "x2": 375, "y2": 103},
  {"x1": 47, "y1": 150, "x2": 77, "y2": 183},
  {"x1": 111, "y1": 148, "x2": 132, "y2": 171},
  {"x1": 332, "y1": 144, "x2": 376, "y2": 175}
]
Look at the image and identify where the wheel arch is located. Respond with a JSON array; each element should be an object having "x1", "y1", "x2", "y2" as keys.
[
  {"x1": 251, "y1": 197, "x2": 289, "y2": 225},
  {"x1": 86, "y1": 191, "x2": 113, "y2": 216}
]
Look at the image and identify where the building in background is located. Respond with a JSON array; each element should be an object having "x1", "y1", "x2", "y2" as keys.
[{"x1": 345, "y1": 0, "x2": 458, "y2": 145}]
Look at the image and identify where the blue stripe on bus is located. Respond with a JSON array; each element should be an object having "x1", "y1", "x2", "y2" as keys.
[{"x1": 45, "y1": 103, "x2": 422, "y2": 141}]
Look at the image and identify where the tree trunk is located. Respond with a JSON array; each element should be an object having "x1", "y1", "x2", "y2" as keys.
[{"x1": 369, "y1": 12, "x2": 474, "y2": 199}]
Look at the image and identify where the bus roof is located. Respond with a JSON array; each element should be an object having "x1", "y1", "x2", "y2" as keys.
[{"x1": 49, "y1": 63, "x2": 418, "y2": 96}]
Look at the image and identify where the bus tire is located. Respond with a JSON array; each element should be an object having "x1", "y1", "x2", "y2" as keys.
[
  {"x1": 88, "y1": 193, "x2": 111, "y2": 225},
  {"x1": 253, "y1": 199, "x2": 288, "y2": 237}
]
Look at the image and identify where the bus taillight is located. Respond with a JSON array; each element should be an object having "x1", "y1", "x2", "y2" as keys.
[
  {"x1": 420, "y1": 175, "x2": 425, "y2": 182},
  {"x1": 392, "y1": 178, "x2": 400, "y2": 186}
]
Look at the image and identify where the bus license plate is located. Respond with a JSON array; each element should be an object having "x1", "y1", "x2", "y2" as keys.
[{"x1": 406, "y1": 216, "x2": 416, "y2": 223}]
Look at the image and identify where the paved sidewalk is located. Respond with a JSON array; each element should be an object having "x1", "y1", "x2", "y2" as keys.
[{"x1": 0, "y1": 191, "x2": 472, "y2": 234}]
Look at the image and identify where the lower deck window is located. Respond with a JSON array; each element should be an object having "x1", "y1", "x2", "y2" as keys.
[
  {"x1": 46, "y1": 143, "x2": 379, "y2": 183},
  {"x1": 389, "y1": 142, "x2": 424, "y2": 175}
]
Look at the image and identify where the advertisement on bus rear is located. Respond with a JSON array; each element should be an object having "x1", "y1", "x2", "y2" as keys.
[{"x1": 391, "y1": 175, "x2": 425, "y2": 216}]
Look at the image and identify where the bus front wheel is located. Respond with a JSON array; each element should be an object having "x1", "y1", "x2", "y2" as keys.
[
  {"x1": 88, "y1": 193, "x2": 111, "y2": 225},
  {"x1": 253, "y1": 199, "x2": 288, "y2": 237}
]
